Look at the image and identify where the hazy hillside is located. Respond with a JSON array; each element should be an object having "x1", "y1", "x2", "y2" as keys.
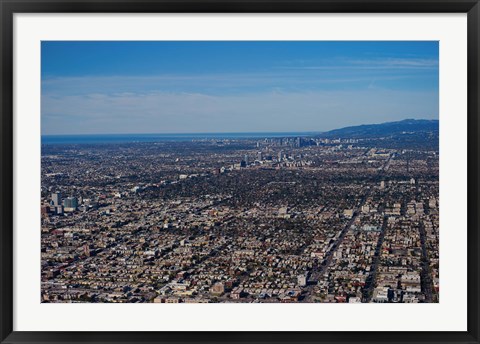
[{"x1": 319, "y1": 119, "x2": 439, "y2": 139}]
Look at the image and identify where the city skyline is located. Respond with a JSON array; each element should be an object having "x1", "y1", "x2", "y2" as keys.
[
  {"x1": 41, "y1": 126, "x2": 440, "y2": 303},
  {"x1": 42, "y1": 41, "x2": 439, "y2": 135},
  {"x1": 41, "y1": 42, "x2": 440, "y2": 304}
]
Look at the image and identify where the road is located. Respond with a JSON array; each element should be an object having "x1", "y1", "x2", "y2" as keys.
[
  {"x1": 361, "y1": 216, "x2": 388, "y2": 302},
  {"x1": 360, "y1": 152, "x2": 395, "y2": 302},
  {"x1": 300, "y1": 195, "x2": 367, "y2": 302},
  {"x1": 418, "y1": 222, "x2": 434, "y2": 302}
]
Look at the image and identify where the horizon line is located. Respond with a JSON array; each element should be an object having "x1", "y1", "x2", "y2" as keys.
[
  {"x1": 41, "y1": 130, "x2": 324, "y2": 137},
  {"x1": 41, "y1": 118, "x2": 439, "y2": 137}
]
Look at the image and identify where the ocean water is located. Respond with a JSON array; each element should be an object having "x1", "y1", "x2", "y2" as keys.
[{"x1": 41, "y1": 132, "x2": 319, "y2": 145}]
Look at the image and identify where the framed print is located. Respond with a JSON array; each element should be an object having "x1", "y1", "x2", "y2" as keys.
[{"x1": 0, "y1": 1, "x2": 479, "y2": 344}]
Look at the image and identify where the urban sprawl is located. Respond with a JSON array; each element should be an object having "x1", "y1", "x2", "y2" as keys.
[{"x1": 41, "y1": 134, "x2": 439, "y2": 303}]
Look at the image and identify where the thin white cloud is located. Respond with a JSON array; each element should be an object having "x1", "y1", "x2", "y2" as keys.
[
  {"x1": 352, "y1": 57, "x2": 438, "y2": 68},
  {"x1": 275, "y1": 57, "x2": 438, "y2": 70},
  {"x1": 42, "y1": 89, "x2": 438, "y2": 135},
  {"x1": 41, "y1": 72, "x2": 425, "y2": 100}
]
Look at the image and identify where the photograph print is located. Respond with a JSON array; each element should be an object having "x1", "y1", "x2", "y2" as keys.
[{"x1": 41, "y1": 41, "x2": 439, "y2": 304}]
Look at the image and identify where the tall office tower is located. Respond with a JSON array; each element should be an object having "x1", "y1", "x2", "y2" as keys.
[
  {"x1": 278, "y1": 150, "x2": 284, "y2": 161},
  {"x1": 63, "y1": 197, "x2": 78, "y2": 211},
  {"x1": 257, "y1": 151, "x2": 263, "y2": 161},
  {"x1": 55, "y1": 205, "x2": 64, "y2": 215},
  {"x1": 52, "y1": 192, "x2": 61, "y2": 206},
  {"x1": 244, "y1": 154, "x2": 249, "y2": 165}
]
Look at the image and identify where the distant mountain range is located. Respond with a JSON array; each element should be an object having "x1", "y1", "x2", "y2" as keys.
[{"x1": 318, "y1": 119, "x2": 439, "y2": 139}]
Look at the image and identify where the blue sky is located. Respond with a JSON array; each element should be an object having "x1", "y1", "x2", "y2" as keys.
[{"x1": 41, "y1": 41, "x2": 439, "y2": 135}]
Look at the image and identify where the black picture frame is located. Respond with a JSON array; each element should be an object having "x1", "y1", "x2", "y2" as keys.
[{"x1": 1, "y1": 1, "x2": 479, "y2": 343}]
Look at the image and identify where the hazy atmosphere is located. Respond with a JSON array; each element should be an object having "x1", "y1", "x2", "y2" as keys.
[{"x1": 41, "y1": 41, "x2": 439, "y2": 135}]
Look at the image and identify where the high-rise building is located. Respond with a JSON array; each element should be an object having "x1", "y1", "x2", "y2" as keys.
[
  {"x1": 257, "y1": 151, "x2": 263, "y2": 161},
  {"x1": 296, "y1": 137, "x2": 301, "y2": 147},
  {"x1": 52, "y1": 192, "x2": 61, "y2": 206},
  {"x1": 63, "y1": 197, "x2": 78, "y2": 211},
  {"x1": 55, "y1": 205, "x2": 64, "y2": 215},
  {"x1": 244, "y1": 154, "x2": 249, "y2": 166}
]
